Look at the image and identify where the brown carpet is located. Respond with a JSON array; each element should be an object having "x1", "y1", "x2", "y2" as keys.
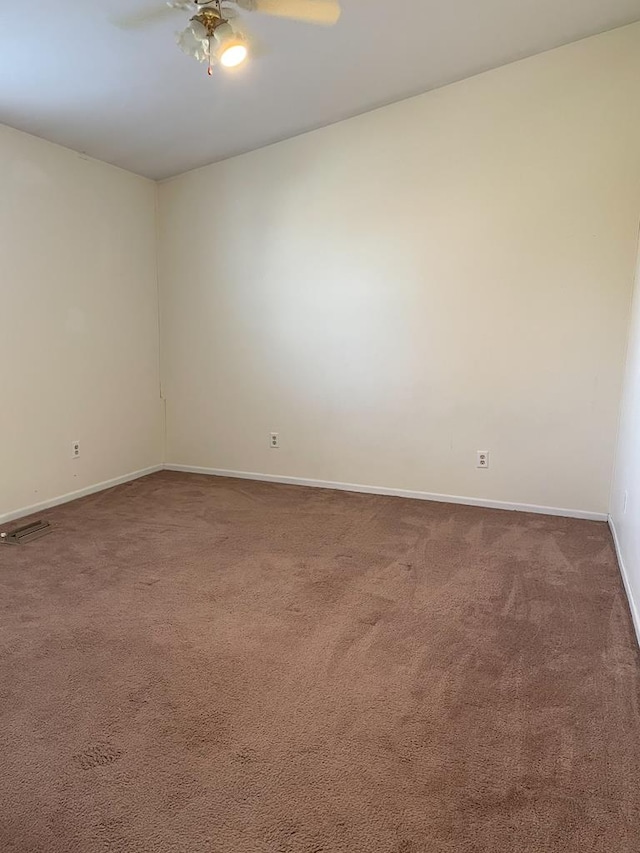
[{"x1": 1, "y1": 471, "x2": 639, "y2": 852}]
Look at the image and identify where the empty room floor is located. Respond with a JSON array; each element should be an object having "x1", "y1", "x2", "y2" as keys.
[{"x1": 1, "y1": 471, "x2": 639, "y2": 852}]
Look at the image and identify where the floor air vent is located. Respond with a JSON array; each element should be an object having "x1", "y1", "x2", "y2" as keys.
[{"x1": 0, "y1": 520, "x2": 52, "y2": 545}]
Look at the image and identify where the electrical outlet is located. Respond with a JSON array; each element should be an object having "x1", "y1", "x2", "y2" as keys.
[
  {"x1": 270, "y1": 432, "x2": 279, "y2": 449},
  {"x1": 72, "y1": 440, "x2": 80, "y2": 459},
  {"x1": 476, "y1": 450, "x2": 489, "y2": 469}
]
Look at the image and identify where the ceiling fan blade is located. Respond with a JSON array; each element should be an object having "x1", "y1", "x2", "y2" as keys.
[
  {"x1": 112, "y1": 1, "x2": 196, "y2": 30},
  {"x1": 220, "y1": 4, "x2": 240, "y2": 18},
  {"x1": 237, "y1": 0, "x2": 340, "y2": 25}
]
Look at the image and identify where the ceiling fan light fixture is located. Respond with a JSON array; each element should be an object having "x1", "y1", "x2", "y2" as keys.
[
  {"x1": 219, "y1": 40, "x2": 248, "y2": 67},
  {"x1": 165, "y1": 0, "x2": 341, "y2": 75}
]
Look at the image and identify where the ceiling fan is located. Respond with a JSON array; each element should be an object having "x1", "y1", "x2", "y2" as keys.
[{"x1": 114, "y1": 0, "x2": 342, "y2": 75}]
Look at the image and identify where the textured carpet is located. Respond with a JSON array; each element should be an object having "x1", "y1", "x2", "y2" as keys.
[{"x1": 1, "y1": 471, "x2": 639, "y2": 852}]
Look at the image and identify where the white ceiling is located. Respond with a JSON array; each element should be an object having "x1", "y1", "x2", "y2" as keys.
[{"x1": 2, "y1": 1, "x2": 640, "y2": 179}]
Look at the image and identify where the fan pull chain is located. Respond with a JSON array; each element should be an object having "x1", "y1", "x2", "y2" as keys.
[{"x1": 209, "y1": 0, "x2": 221, "y2": 74}]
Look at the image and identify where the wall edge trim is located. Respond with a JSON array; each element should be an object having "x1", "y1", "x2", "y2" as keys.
[
  {"x1": 164, "y1": 463, "x2": 608, "y2": 521},
  {"x1": 608, "y1": 515, "x2": 640, "y2": 649},
  {"x1": 0, "y1": 465, "x2": 163, "y2": 525}
]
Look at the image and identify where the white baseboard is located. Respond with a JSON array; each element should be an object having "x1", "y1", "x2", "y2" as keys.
[
  {"x1": 0, "y1": 465, "x2": 163, "y2": 525},
  {"x1": 0, "y1": 461, "x2": 608, "y2": 529},
  {"x1": 164, "y1": 464, "x2": 607, "y2": 521},
  {"x1": 608, "y1": 516, "x2": 640, "y2": 649}
]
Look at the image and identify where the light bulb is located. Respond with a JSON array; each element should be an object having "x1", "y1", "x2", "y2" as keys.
[{"x1": 220, "y1": 42, "x2": 248, "y2": 68}]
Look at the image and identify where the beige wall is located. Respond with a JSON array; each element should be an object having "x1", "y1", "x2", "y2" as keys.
[
  {"x1": 3, "y1": 25, "x2": 639, "y2": 522},
  {"x1": 158, "y1": 24, "x2": 640, "y2": 516},
  {"x1": 611, "y1": 235, "x2": 640, "y2": 642},
  {"x1": 0, "y1": 125, "x2": 163, "y2": 519}
]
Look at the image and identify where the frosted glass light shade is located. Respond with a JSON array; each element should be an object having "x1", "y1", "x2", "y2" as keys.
[
  {"x1": 214, "y1": 22, "x2": 234, "y2": 43},
  {"x1": 189, "y1": 19, "x2": 208, "y2": 39},
  {"x1": 177, "y1": 26, "x2": 208, "y2": 62}
]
